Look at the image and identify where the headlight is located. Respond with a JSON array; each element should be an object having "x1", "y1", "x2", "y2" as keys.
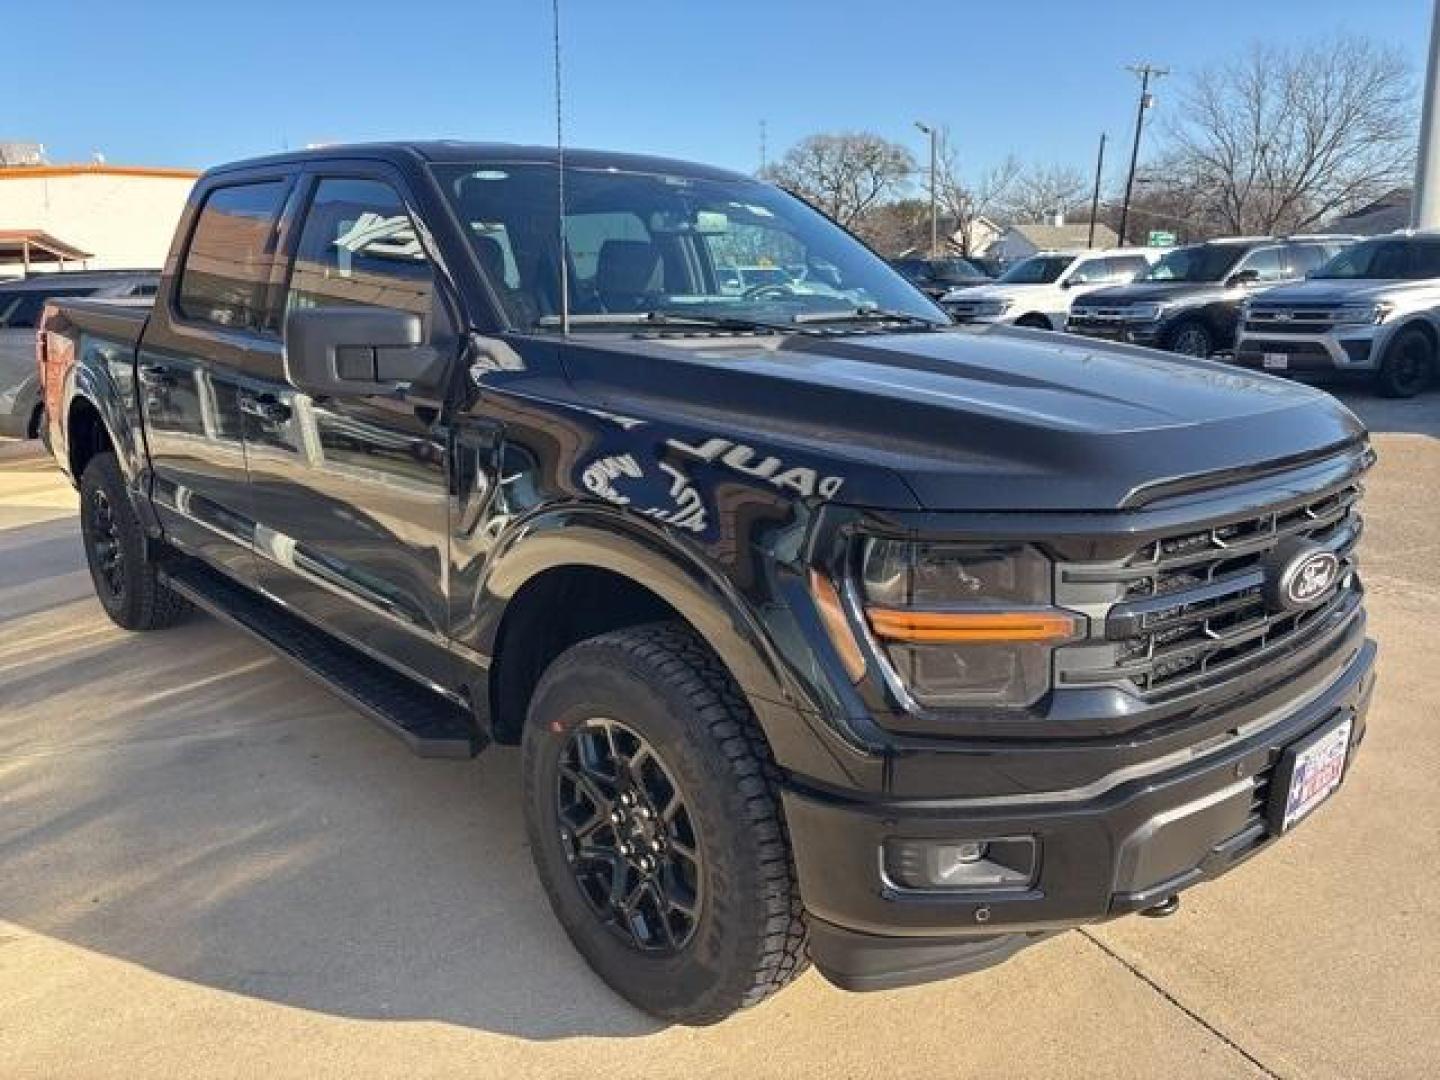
[
  {"x1": 849, "y1": 540, "x2": 1079, "y2": 708},
  {"x1": 1126, "y1": 302, "x2": 1169, "y2": 322},
  {"x1": 1333, "y1": 302, "x2": 1392, "y2": 326}
]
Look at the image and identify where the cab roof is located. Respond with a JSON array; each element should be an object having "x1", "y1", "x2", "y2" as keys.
[{"x1": 208, "y1": 141, "x2": 751, "y2": 184}]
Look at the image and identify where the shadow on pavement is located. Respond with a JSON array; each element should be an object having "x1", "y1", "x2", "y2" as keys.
[{"x1": 0, "y1": 587, "x2": 663, "y2": 1040}]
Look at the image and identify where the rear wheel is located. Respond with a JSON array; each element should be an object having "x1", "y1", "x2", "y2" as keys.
[
  {"x1": 522, "y1": 622, "x2": 807, "y2": 1024},
  {"x1": 1167, "y1": 319, "x2": 1214, "y2": 358},
  {"x1": 1377, "y1": 326, "x2": 1435, "y2": 398},
  {"x1": 79, "y1": 452, "x2": 191, "y2": 631},
  {"x1": 1015, "y1": 313, "x2": 1052, "y2": 330}
]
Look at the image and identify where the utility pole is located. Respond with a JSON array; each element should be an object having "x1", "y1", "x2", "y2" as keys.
[
  {"x1": 1088, "y1": 132, "x2": 1107, "y2": 248},
  {"x1": 1413, "y1": 0, "x2": 1440, "y2": 228},
  {"x1": 915, "y1": 121, "x2": 938, "y2": 257},
  {"x1": 1118, "y1": 63, "x2": 1167, "y2": 246},
  {"x1": 759, "y1": 118, "x2": 768, "y2": 174}
]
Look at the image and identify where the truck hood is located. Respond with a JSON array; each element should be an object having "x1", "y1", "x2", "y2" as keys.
[
  {"x1": 1248, "y1": 277, "x2": 1436, "y2": 305},
  {"x1": 560, "y1": 326, "x2": 1363, "y2": 512},
  {"x1": 1079, "y1": 280, "x2": 1230, "y2": 306}
]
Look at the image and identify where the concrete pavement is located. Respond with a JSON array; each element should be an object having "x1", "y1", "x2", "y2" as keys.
[{"x1": 1, "y1": 390, "x2": 1437, "y2": 1079}]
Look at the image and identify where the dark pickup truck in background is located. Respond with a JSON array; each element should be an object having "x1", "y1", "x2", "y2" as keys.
[
  {"x1": 1066, "y1": 235, "x2": 1353, "y2": 357},
  {"x1": 38, "y1": 142, "x2": 1377, "y2": 1025}
]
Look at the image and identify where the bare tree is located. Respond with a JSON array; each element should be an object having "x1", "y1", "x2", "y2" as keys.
[
  {"x1": 999, "y1": 163, "x2": 1092, "y2": 223},
  {"x1": 760, "y1": 132, "x2": 916, "y2": 231},
  {"x1": 863, "y1": 198, "x2": 932, "y2": 256},
  {"x1": 925, "y1": 129, "x2": 1023, "y2": 256},
  {"x1": 1162, "y1": 34, "x2": 1415, "y2": 234}
]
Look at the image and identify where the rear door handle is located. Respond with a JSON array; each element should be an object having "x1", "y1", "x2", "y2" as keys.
[
  {"x1": 137, "y1": 363, "x2": 176, "y2": 386},
  {"x1": 239, "y1": 393, "x2": 292, "y2": 425}
]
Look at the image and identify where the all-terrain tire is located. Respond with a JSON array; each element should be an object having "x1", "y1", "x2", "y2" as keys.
[
  {"x1": 521, "y1": 621, "x2": 808, "y2": 1024},
  {"x1": 79, "y1": 452, "x2": 191, "y2": 631}
]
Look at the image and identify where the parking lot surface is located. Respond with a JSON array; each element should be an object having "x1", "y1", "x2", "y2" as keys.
[{"x1": 2, "y1": 390, "x2": 1437, "y2": 1080}]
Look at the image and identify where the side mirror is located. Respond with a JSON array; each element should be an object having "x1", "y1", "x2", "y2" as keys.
[
  {"x1": 1227, "y1": 269, "x2": 1261, "y2": 287},
  {"x1": 284, "y1": 307, "x2": 437, "y2": 397},
  {"x1": 1058, "y1": 278, "x2": 1073, "y2": 289}
]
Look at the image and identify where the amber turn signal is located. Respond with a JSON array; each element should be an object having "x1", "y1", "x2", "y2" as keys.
[
  {"x1": 809, "y1": 569, "x2": 868, "y2": 683},
  {"x1": 866, "y1": 608, "x2": 1078, "y2": 645}
]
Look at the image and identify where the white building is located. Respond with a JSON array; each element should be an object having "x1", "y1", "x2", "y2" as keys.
[
  {"x1": 981, "y1": 219, "x2": 1119, "y2": 263},
  {"x1": 0, "y1": 162, "x2": 199, "y2": 274}
]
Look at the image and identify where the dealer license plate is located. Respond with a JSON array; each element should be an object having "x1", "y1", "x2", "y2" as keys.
[
  {"x1": 1270, "y1": 716, "x2": 1352, "y2": 834},
  {"x1": 1263, "y1": 352, "x2": 1289, "y2": 370}
]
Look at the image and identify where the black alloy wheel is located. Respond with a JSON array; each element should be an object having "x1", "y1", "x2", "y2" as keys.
[
  {"x1": 87, "y1": 487, "x2": 126, "y2": 601},
  {"x1": 1378, "y1": 326, "x2": 1435, "y2": 398},
  {"x1": 556, "y1": 716, "x2": 702, "y2": 955}
]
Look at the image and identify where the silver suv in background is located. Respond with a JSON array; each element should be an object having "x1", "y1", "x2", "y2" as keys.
[
  {"x1": 1234, "y1": 233, "x2": 1440, "y2": 397},
  {"x1": 0, "y1": 270, "x2": 158, "y2": 438}
]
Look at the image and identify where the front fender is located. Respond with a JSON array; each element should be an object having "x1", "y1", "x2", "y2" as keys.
[{"x1": 469, "y1": 504, "x2": 881, "y2": 789}]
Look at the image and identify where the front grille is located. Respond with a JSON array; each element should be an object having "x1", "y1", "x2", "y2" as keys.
[
  {"x1": 944, "y1": 301, "x2": 993, "y2": 320},
  {"x1": 1236, "y1": 339, "x2": 1331, "y2": 356},
  {"x1": 1062, "y1": 481, "x2": 1364, "y2": 698},
  {"x1": 1069, "y1": 306, "x2": 1133, "y2": 322},
  {"x1": 1243, "y1": 305, "x2": 1337, "y2": 335}
]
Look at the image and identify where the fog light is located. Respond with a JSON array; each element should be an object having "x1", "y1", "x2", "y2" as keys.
[{"x1": 883, "y1": 837, "x2": 1037, "y2": 892}]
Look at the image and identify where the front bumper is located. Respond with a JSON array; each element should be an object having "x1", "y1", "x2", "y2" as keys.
[
  {"x1": 787, "y1": 636, "x2": 1377, "y2": 992},
  {"x1": 1065, "y1": 318, "x2": 1165, "y2": 346},
  {"x1": 1233, "y1": 328, "x2": 1379, "y2": 375}
]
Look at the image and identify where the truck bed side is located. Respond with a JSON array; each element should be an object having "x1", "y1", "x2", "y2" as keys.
[{"x1": 38, "y1": 297, "x2": 153, "y2": 487}]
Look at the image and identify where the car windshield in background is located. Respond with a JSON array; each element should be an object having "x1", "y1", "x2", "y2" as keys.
[
  {"x1": 1140, "y1": 244, "x2": 1246, "y2": 283},
  {"x1": 1310, "y1": 238, "x2": 1440, "y2": 280},
  {"x1": 432, "y1": 163, "x2": 945, "y2": 331},
  {"x1": 996, "y1": 255, "x2": 1074, "y2": 285}
]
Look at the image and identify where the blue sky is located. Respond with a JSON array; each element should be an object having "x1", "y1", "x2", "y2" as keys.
[{"x1": 10, "y1": 0, "x2": 1431, "y2": 191}]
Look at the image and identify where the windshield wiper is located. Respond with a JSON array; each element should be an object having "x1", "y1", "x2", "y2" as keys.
[
  {"x1": 791, "y1": 307, "x2": 943, "y2": 328},
  {"x1": 533, "y1": 311, "x2": 796, "y2": 333}
]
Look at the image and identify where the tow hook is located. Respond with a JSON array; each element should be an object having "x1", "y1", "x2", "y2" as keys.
[{"x1": 1139, "y1": 894, "x2": 1181, "y2": 918}]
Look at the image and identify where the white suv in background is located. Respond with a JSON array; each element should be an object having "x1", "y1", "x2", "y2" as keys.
[{"x1": 939, "y1": 248, "x2": 1159, "y2": 330}]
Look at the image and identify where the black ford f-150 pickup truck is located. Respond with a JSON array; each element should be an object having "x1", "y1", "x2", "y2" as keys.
[{"x1": 38, "y1": 142, "x2": 1377, "y2": 1025}]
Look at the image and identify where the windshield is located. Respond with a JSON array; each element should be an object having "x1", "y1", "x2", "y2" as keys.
[
  {"x1": 432, "y1": 163, "x2": 945, "y2": 330},
  {"x1": 997, "y1": 255, "x2": 1074, "y2": 285},
  {"x1": 1310, "y1": 238, "x2": 1440, "y2": 280},
  {"x1": 1140, "y1": 244, "x2": 1247, "y2": 283}
]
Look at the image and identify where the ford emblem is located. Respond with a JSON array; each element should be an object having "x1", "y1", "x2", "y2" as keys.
[{"x1": 1264, "y1": 539, "x2": 1341, "y2": 613}]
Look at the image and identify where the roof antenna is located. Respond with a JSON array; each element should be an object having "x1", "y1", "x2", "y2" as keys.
[{"x1": 552, "y1": 0, "x2": 570, "y2": 336}]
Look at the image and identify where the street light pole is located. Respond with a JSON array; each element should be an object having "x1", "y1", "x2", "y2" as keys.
[
  {"x1": 916, "y1": 121, "x2": 938, "y2": 257},
  {"x1": 1118, "y1": 63, "x2": 1167, "y2": 246},
  {"x1": 1088, "y1": 132, "x2": 1107, "y2": 248},
  {"x1": 1413, "y1": 0, "x2": 1440, "y2": 228}
]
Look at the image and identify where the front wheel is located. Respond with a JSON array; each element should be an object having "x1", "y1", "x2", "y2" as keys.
[
  {"x1": 79, "y1": 452, "x2": 191, "y2": 631},
  {"x1": 1377, "y1": 326, "x2": 1435, "y2": 398},
  {"x1": 522, "y1": 622, "x2": 808, "y2": 1024},
  {"x1": 1167, "y1": 319, "x2": 1214, "y2": 358}
]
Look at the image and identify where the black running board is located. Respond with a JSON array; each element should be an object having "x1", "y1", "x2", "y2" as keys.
[{"x1": 159, "y1": 558, "x2": 483, "y2": 760}]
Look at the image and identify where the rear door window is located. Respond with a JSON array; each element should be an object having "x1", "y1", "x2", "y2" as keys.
[
  {"x1": 177, "y1": 181, "x2": 288, "y2": 332},
  {"x1": 1237, "y1": 246, "x2": 1285, "y2": 281},
  {"x1": 1408, "y1": 241, "x2": 1440, "y2": 279}
]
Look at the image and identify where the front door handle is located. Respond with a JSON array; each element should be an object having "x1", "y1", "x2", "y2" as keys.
[
  {"x1": 137, "y1": 363, "x2": 176, "y2": 387},
  {"x1": 239, "y1": 393, "x2": 292, "y2": 425}
]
